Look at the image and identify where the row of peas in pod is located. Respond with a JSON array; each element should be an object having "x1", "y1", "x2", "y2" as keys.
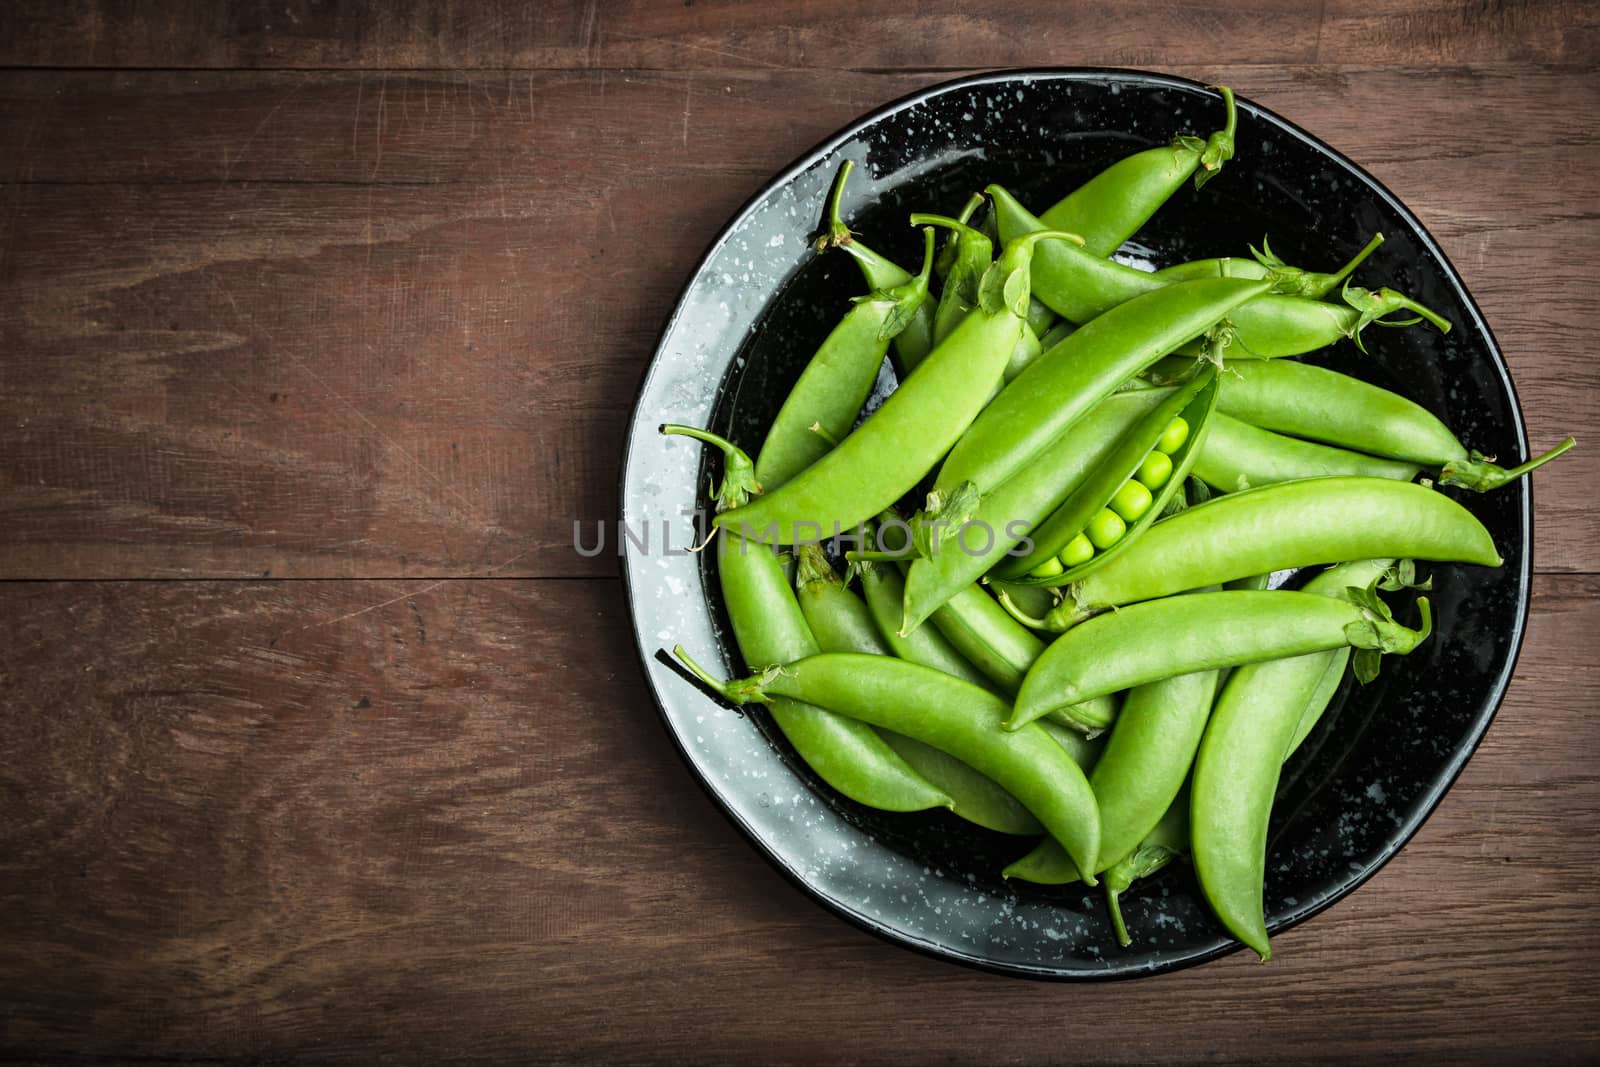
[{"x1": 663, "y1": 86, "x2": 1573, "y2": 961}]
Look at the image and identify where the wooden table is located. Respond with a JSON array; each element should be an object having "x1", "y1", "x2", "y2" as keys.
[{"x1": 3, "y1": 3, "x2": 1597, "y2": 1061}]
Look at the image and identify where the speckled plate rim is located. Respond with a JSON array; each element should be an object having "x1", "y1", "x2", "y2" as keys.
[{"x1": 617, "y1": 67, "x2": 1534, "y2": 979}]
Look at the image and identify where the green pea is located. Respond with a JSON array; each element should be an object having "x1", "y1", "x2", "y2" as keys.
[
  {"x1": 1109, "y1": 479, "x2": 1153, "y2": 522},
  {"x1": 1157, "y1": 416, "x2": 1190, "y2": 454},
  {"x1": 1136, "y1": 449, "x2": 1173, "y2": 489},
  {"x1": 1059, "y1": 532, "x2": 1095, "y2": 567},
  {"x1": 1029, "y1": 556, "x2": 1065, "y2": 579},
  {"x1": 1086, "y1": 509, "x2": 1125, "y2": 550}
]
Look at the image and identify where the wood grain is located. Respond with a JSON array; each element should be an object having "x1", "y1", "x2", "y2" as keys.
[
  {"x1": 1, "y1": 575, "x2": 1597, "y2": 1061},
  {"x1": 1, "y1": 67, "x2": 1595, "y2": 578},
  {"x1": 2, "y1": 1, "x2": 1596, "y2": 70},
  {"x1": 2, "y1": 2, "x2": 1597, "y2": 1061}
]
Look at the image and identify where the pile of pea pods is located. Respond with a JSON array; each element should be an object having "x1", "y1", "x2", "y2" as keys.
[{"x1": 665, "y1": 87, "x2": 1573, "y2": 961}]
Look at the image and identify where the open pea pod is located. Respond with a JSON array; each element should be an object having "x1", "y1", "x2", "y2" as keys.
[{"x1": 999, "y1": 365, "x2": 1220, "y2": 588}]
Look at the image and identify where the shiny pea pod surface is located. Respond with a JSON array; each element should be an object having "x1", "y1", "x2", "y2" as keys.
[
  {"x1": 996, "y1": 366, "x2": 1217, "y2": 580},
  {"x1": 900, "y1": 387, "x2": 1169, "y2": 633},
  {"x1": 1011, "y1": 589, "x2": 1432, "y2": 724},
  {"x1": 717, "y1": 232, "x2": 1069, "y2": 545},
  {"x1": 796, "y1": 546, "x2": 1038, "y2": 834},
  {"x1": 663, "y1": 425, "x2": 950, "y2": 813},
  {"x1": 679, "y1": 650, "x2": 1103, "y2": 883},
  {"x1": 935, "y1": 276, "x2": 1266, "y2": 499},
  {"x1": 1192, "y1": 412, "x2": 1423, "y2": 493},
  {"x1": 1059, "y1": 477, "x2": 1500, "y2": 620}
]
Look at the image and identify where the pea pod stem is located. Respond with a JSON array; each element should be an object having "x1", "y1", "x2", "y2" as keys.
[
  {"x1": 1154, "y1": 233, "x2": 1384, "y2": 299},
  {"x1": 1103, "y1": 789, "x2": 1190, "y2": 946},
  {"x1": 1440, "y1": 435, "x2": 1576, "y2": 492},
  {"x1": 660, "y1": 423, "x2": 760, "y2": 510},
  {"x1": 917, "y1": 204, "x2": 995, "y2": 346},
  {"x1": 818, "y1": 159, "x2": 938, "y2": 371},
  {"x1": 674, "y1": 647, "x2": 1102, "y2": 882}
]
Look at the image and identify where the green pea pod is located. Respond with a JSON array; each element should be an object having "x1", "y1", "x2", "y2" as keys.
[
  {"x1": 794, "y1": 545, "x2": 1041, "y2": 835},
  {"x1": 989, "y1": 184, "x2": 1448, "y2": 357},
  {"x1": 934, "y1": 276, "x2": 1267, "y2": 502},
  {"x1": 1281, "y1": 558, "x2": 1400, "y2": 752},
  {"x1": 1036, "y1": 719, "x2": 1106, "y2": 773},
  {"x1": 1285, "y1": 649, "x2": 1351, "y2": 759},
  {"x1": 916, "y1": 205, "x2": 992, "y2": 347},
  {"x1": 661, "y1": 426, "x2": 950, "y2": 812},
  {"x1": 1103, "y1": 789, "x2": 1191, "y2": 946},
  {"x1": 1189, "y1": 558, "x2": 1413, "y2": 962},
  {"x1": 1089, "y1": 669, "x2": 1220, "y2": 873},
  {"x1": 756, "y1": 228, "x2": 935, "y2": 489},
  {"x1": 1025, "y1": 296, "x2": 1057, "y2": 341},
  {"x1": 994, "y1": 366, "x2": 1218, "y2": 580},
  {"x1": 1006, "y1": 670, "x2": 1216, "y2": 885},
  {"x1": 1192, "y1": 412, "x2": 1423, "y2": 493},
  {"x1": 817, "y1": 160, "x2": 937, "y2": 372},
  {"x1": 1154, "y1": 233, "x2": 1384, "y2": 298},
  {"x1": 1194, "y1": 649, "x2": 1349, "y2": 960},
  {"x1": 1011, "y1": 588, "x2": 1433, "y2": 725},
  {"x1": 1054, "y1": 477, "x2": 1501, "y2": 624},
  {"x1": 1039, "y1": 86, "x2": 1237, "y2": 255},
  {"x1": 799, "y1": 544, "x2": 1106, "y2": 823},
  {"x1": 1205, "y1": 358, "x2": 1574, "y2": 489},
  {"x1": 923, "y1": 583, "x2": 1044, "y2": 696},
  {"x1": 717, "y1": 230, "x2": 1076, "y2": 546},
  {"x1": 915, "y1": 207, "x2": 1045, "y2": 387},
  {"x1": 676, "y1": 649, "x2": 1102, "y2": 883},
  {"x1": 1003, "y1": 323, "x2": 1043, "y2": 382},
  {"x1": 859, "y1": 558, "x2": 997, "y2": 694},
  {"x1": 902, "y1": 388, "x2": 1170, "y2": 632}
]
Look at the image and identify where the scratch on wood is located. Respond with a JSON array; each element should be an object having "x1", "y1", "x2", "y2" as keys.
[
  {"x1": 222, "y1": 78, "x2": 304, "y2": 184},
  {"x1": 202, "y1": 276, "x2": 494, "y2": 534},
  {"x1": 681, "y1": 76, "x2": 692, "y2": 148},
  {"x1": 274, "y1": 546, "x2": 532, "y2": 640},
  {"x1": 579, "y1": 0, "x2": 599, "y2": 64},
  {"x1": 603, "y1": 27, "x2": 781, "y2": 68},
  {"x1": 370, "y1": 72, "x2": 388, "y2": 182},
  {"x1": 351, "y1": 73, "x2": 365, "y2": 167}
]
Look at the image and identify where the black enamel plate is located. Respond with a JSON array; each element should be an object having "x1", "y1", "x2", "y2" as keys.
[{"x1": 618, "y1": 69, "x2": 1531, "y2": 978}]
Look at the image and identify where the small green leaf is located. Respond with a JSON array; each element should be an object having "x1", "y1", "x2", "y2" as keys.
[
  {"x1": 1352, "y1": 648, "x2": 1382, "y2": 684},
  {"x1": 977, "y1": 259, "x2": 1009, "y2": 316},
  {"x1": 1002, "y1": 266, "x2": 1030, "y2": 318},
  {"x1": 1250, "y1": 236, "x2": 1286, "y2": 270},
  {"x1": 1344, "y1": 583, "x2": 1392, "y2": 621},
  {"x1": 1379, "y1": 559, "x2": 1432, "y2": 592},
  {"x1": 1122, "y1": 843, "x2": 1180, "y2": 882},
  {"x1": 912, "y1": 482, "x2": 982, "y2": 559}
]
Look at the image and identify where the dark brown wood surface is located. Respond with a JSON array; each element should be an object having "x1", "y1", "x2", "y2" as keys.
[{"x1": 2, "y1": 2, "x2": 1597, "y2": 1061}]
